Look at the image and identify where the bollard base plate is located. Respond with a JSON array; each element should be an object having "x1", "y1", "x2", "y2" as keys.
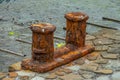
[{"x1": 21, "y1": 45, "x2": 94, "y2": 73}]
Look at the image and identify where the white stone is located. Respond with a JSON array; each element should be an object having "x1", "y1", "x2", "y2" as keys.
[
  {"x1": 31, "y1": 76, "x2": 45, "y2": 80},
  {"x1": 16, "y1": 70, "x2": 36, "y2": 77},
  {"x1": 111, "y1": 72, "x2": 120, "y2": 80}
]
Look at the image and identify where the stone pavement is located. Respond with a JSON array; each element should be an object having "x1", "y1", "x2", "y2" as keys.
[{"x1": 0, "y1": 28, "x2": 120, "y2": 80}]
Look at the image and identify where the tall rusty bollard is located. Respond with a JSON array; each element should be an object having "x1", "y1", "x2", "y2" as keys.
[
  {"x1": 21, "y1": 12, "x2": 95, "y2": 73},
  {"x1": 65, "y1": 12, "x2": 89, "y2": 47},
  {"x1": 30, "y1": 23, "x2": 56, "y2": 63}
]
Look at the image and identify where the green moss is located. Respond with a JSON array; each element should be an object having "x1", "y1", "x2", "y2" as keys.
[
  {"x1": 8, "y1": 31, "x2": 15, "y2": 36},
  {"x1": 56, "y1": 43, "x2": 65, "y2": 48}
]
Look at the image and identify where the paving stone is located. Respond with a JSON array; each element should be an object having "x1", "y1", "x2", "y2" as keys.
[
  {"x1": 94, "y1": 38, "x2": 113, "y2": 45},
  {"x1": 95, "y1": 46, "x2": 102, "y2": 51},
  {"x1": 79, "y1": 70, "x2": 95, "y2": 79},
  {"x1": 86, "y1": 35, "x2": 96, "y2": 40},
  {"x1": 58, "y1": 69, "x2": 64, "y2": 72},
  {"x1": 36, "y1": 73, "x2": 49, "y2": 78},
  {"x1": 31, "y1": 76, "x2": 45, "y2": 80},
  {"x1": 93, "y1": 59, "x2": 108, "y2": 64},
  {"x1": 62, "y1": 69, "x2": 72, "y2": 74},
  {"x1": 59, "y1": 73, "x2": 83, "y2": 80},
  {"x1": 19, "y1": 76, "x2": 29, "y2": 80},
  {"x1": 101, "y1": 52, "x2": 118, "y2": 59},
  {"x1": 46, "y1": 73, "x2": 57, "y2": 79},
  {"x1": 108, "y1": 47, "x2": 120, "y2": 54},
  {"x1": 95, "y1": 45, "x2": 108, "y2": 51},
  {"x1": 86, "y1": 52, "x2": 99, "y2": 61},
  {"x1": 9, "y1": 62, "x2": 21, "y2": 72},
  {"x1": 80, "y1": 63, "x2": 99, "y2": 72},
  {"x1": 81, "y1": 74, "x2": 94, "y2": 79},
  {"x1": 2, "y1": 78, "x2": 15, "y2": 80},
  {"x1": 111, "y1": 72, "x2": 120, "y2": 80},
  {"x1": 75, "y1": 58, "x2": 85, "y2": 65},
  {"x1": 55, "y1": 71, "x2": 65, "y2": 76},
  {"x1": 94, "y1": 69, "x2": 113, "y2": 74},
  {"x1": 66, "y1": 65, "x2": 80, "y2": 71},
  {"x1": 16, "y1": 70, "x2": 36, "y2": 77},
  {"x1": 96, "y1": 76, "x2": 110, "y2": 80},
  {"x1": 0, "y1": 72, "x2": 7, "y2": 80},
  {"x1": 108, "y1": 44, "x2": 120, "y2": 48},
  {"x1": 9, "y1": 72, "x2": 18, "y2": 78},
  {"x1": 102, "y1": 46, "x2": 109, "y2": 51}
]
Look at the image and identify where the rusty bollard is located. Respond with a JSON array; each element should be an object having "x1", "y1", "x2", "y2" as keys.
[
  {"x1": 21, "y1": 23, "x2": 56, "y2": 72},
  {"x1": 65, "y1": 12, "x2": 89, "y2": 47},
  {"x1": 21, "y1": 12, "x2": 94, "y2": 73},
  {"x1": 30, "y1": 23, "x2": 56, "y2": 63}
]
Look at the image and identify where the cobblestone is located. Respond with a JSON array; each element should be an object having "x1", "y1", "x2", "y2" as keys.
[
  {"x1": 95, "y1": 45, "x2": 108, "y2": 51},
  {"x1": 59, "y1": 73, "x2": 83, "y2": 80},
  {"x1": 94, "y1": 69, "x2": 113, "y2": 74},
  {"x1": 46, "y1": 73, "x2": 57, "y2": 79},
  {"x1": 67, "y1": 65, "x2": 80, "y2": 71},
  {"x1": 80, "y1": 63, "x2": 99, "y2": 72},
  {"x1": 93, "y1": 38, "x2": 113, "y2": 45},
  {"x1": 16, "y1": 70, "x2": 36, "y2": 77},
  {"x1": 101, "y1": 52, "x2": 118, "y2": 59},
  {"x1": 55, "y1": 71, "x2": 65, "y2": 76},
  {"x1": 2, "y1": 78, "x2": 15, "y2": 80},
  {"x1": 19, "y1": 76, "x2": 29, "y2": 80},
  {"x1": 93, "y1": 59, "x2": 108, "y2": 64}
]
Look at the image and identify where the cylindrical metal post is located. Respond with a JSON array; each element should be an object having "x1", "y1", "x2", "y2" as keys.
[
  {"x1": 30, "y1": 23, "x2": 56, "y2": 63},
  {"x1": 65, "y1": 12, "x2": 89, "y2": 47}
]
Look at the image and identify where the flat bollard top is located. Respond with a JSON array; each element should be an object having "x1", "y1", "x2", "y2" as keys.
[
  {"x1": 30, "y1": 23, "x2": 56, "y2": 34},
  {"x1": 65, "y1": 12, "x2": 89, "y2": 21}
]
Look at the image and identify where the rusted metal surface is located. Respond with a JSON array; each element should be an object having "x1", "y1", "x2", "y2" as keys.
[
  {"x1": 65, "y1": 12, "x2": 89, "y2": 47},
  {"x1": 31, "y1": 23, "x2": 56, "y2": 63},
  {"x1": 21, "y1": 12, "x2": 94, "y2": 73}
]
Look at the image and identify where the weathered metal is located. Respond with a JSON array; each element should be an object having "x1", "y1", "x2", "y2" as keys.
[
  {"x1": 30, "y1": 23, "x2": 56, "y2": 63},
  {"x1": 65, "y1": 12, "x2": 89, "y2": 47},
  {"x1": 21, "y1": 12, "x2": 95, "y2": 72}
]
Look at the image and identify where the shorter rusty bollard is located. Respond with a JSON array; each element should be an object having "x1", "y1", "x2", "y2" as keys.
[
  {"x1": 21, "y1": 12, "x2": 95, "y2": 73},
  {"x1": 30, "y1": 23, "x2": 56, "y2": 63}
]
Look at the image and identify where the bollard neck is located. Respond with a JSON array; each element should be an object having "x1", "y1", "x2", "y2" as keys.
[
  {"x1": 30, "y1": 23, "x2": 56, "y2": 34},
  {"x1": 65, "y1": 12, "x2": 89, "y2": 22}
]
